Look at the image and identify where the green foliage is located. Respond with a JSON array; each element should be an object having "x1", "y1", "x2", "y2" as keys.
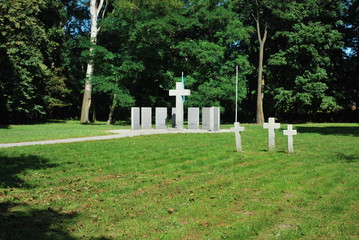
[
  {"x1": 0, "y1": 0, "x2": 357, "y2": 123},
  {"x1": 265, "y1": 0, "x2": 346, "y2": 117},
  {"x1": 0, "y1": 0, "x2": 70, "y2": 123}
]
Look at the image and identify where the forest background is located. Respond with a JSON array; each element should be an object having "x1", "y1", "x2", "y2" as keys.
[{"x1": 0, "y1": 0, "x2": 357, "y2": 124}]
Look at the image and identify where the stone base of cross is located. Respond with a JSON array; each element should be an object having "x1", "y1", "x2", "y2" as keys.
[
  {"x1": 263, "y1": 117, "x2": 281, "y2": 151},
  {"x1": 283, "y1": 125, "x2": 297, "y2": 153},
  {"x1": 230, "y1": 122, "x2": 245, "y2": 152}
]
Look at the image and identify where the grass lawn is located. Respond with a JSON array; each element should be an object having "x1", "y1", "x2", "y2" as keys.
[
  {"x1": 0, "y1": 120, "x2": 128, "y2": 143},
  {"x1": 0, "y1": 123, "x2": 358, "y2": 239}
]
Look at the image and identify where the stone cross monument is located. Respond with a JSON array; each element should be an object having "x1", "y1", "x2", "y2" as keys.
[
  {"x1": 231, "y1": 122, "x2": 245, "y2": 152},
  {"x1": 169, "y1": 82, "x2": 191, "y2": 129},
  {"x1": 263, "y1": 117, "x2": 281, "y2": 151},
  {"x1": 283, "y1": 125, "x2": 297, "y2": 153}
]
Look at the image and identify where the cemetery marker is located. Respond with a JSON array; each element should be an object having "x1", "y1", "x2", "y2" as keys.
[
  {"x1": 283, "y1": 125, "x2": 297, "y2": 153},
  {"x1": 231, "y1": 122, "x2": 245, "y2": 152},
  {"x1": 263, "y1": 117, "x2": 281, "y2": 151},
  {"x1": 169, "y1": 82, "x2": 191, "y2": 129}
]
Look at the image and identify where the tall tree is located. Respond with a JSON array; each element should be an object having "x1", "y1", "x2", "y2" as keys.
[
  {"x1": 253, "y1": 0, "x2": 267, "y2": 124},
  {"x1": 0, "y1": 0, "x2": 68, "y2": 123},
  {"x1": 267, "y1": 0, "x2": 345, "y2": 120},
  {"x1": 80, "y1": 0, "x2": 107, "y2": 123},
  {"x1": 234, "y1": 0, "x2": 286, "y2": 124}
]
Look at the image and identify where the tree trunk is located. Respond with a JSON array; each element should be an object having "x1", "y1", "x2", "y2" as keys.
[
  {"x1": 80, "y1": 0, "x2": 105, "y2": 123},
  {"x1": 255, "y1": 15, "x2": 267, "y2": 124},
  {"x1": 256, "y1": 40, "x2": 265, "y2": 124},
  {"x1": 107, "y1": 94, "x2": 117, "y2": 125}
]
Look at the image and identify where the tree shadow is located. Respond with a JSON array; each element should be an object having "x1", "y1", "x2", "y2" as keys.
[
  {"x1": 296, "y1": 126, "x2": 359, "y2": 137},
  {"x1": 0, "y1": 154, "x2": 58, "y2": 188},
  {"x1": 0, "y1": 154, "x2": 114, "y2": 240},
  {"x1": 0, "y1": 202, "x2": 114, "y2": 240},
  {"x1": 335, "y1": 153, "x2": 359, "y2": 163},
  {"x1": 0, "y1": 124, "x2": 10, "y2": 129},
  {"x1": 0, "y1": 202, "x2": 78, "y2": 240}
]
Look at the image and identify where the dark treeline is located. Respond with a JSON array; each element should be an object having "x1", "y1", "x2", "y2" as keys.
[{"x1": 0, "y1": 0, "x2": 357, "y2": 124}]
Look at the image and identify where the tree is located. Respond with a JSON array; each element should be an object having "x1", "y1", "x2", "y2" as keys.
[
  {"x1": 233, "y1": 0, "x2": 288, "y2": 124},
  {"x1": 0, "y1": 0, "x2": 68, "y2": 123},
  {"x1": 171, "y1": 0, "x2": 252, "y2": 120},
  {"x1": 80, "y1": 0, "x2": 107, "y2": 123},
  {"x1": 267, "y1": 0, "x2": 346, "y2": 120}
]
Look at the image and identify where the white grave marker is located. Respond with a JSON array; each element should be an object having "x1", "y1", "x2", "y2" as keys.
[
  {"x1": 169, "y1": 82, "x2": 191, "y2": 129},
  {"x1": 141, "y1": 107, "x2": 152, "y2": 129},
  {"x1": 263, "y1": 117, "x2": 281, "y2": 151},
  {"x1": 202, "y1": 107, "x2": 211, "y2": 130},
  {"x1": 155, "y1": 107, "x2": 167, "y2": 129},
  {"x1": 231, "y1": 122, "x2": 245, "y2": 152},
  {"x1": 131, "y1": 107, "x2": 140, "y2": 130},
  {"x1": 188, "y1": 108, "x2": 199, "y2": 129},
  {"x1": 212, "y1": 106, "x2": 220, "y2": 131},
  {"x1": 283, "y1": 125, "x2": 297, "y2": 153}
]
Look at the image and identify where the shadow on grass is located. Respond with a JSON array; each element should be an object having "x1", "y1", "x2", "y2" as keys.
[
  {"x1": 0, "y1": 124, "x2": 10, "y2": 129},
  {"x1": 296, "y1": 126, "x2": 359, "y2": 137},
  {"x1": 0, "y1": 154, "x2": 114, "y2": 240},
  {"x1": 0, "y1": 202, "x2": 77, "y2": 240},
  {"x1": 0, "y1": 202, "x2": 114, "y2": 240},
  {"x1": 0, "y1": 154, "x2": 58, "y2": 188},
  {"x1": 336, "y1": 153, "x2": 359, "y2": 163}
]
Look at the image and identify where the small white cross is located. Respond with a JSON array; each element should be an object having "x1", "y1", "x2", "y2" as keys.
[
  {"x1": 169, "y1": 82, "x2": 190, "y2": 129},
  {"x1": 230, "y1": 122, "x2": 245, "y2": 152},
  {"x1": 283, "y1": 125, "x2": 297, "y2": 153},
  {"x1": 263, "y1": 117, "x2": 281, "y2": 151}
]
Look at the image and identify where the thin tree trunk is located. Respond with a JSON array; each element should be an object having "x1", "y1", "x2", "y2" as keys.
[
  {"x1": 255, "y1": 14, "x2": 267, "y2": 124},
  {"x1": 256, "y1": 40, "x2": 265, "y2": 124},
  {"x1": 107, "y1": 94, "x2": 117, "y2": 125},
  {"x1": 80, "y1": 0, "x2": 105, "y2": 123}
]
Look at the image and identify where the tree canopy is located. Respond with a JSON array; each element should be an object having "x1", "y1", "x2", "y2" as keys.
[{"x1": 0, "y1": 0, "x2": 357, "y2": 123}]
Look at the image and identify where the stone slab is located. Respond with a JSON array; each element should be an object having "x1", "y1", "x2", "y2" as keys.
[
  {"x1": 202, "y1": 107, "x2": 211, "y2": 130},
  {"x1": 212, "y1": 107, "x2": 220, "y2": 131},
  {"x1": 141, "y1": 107, "x2": 152, "y2": 129},
  {"x1": 155, "y1": 107, "x2": 167, "y2": 129},
  {"x1": 188, "y1": 108, "x2": 199, "y2": 129},
  {"x1": 131, "y1": 107, "x2": 140, "y2": 130}
]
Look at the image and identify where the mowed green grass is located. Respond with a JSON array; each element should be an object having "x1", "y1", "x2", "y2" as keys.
[
  {"x1": 0, "y1": 120, "x2": 128, "y2": 143},
  {"x1": 0, "y1": 123, "x2": 358, "y2": 239}
]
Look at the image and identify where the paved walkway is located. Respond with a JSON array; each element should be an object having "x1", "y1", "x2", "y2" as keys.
[{"x1": 0, "y1": 129, "x2": 231, "y2": 148}]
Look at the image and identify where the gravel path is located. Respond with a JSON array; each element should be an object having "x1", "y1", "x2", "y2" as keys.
[{"x1": 0, "y1": 129, "x2": 231, "y2": 148}]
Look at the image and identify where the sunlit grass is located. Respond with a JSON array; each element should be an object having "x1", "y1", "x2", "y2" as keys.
[
  {"x1": 0, "y1": 120, "x2": 127, "y2": 143},
  {"x1": 0, "y1": 123, "x2": 358, "y2": 239}
]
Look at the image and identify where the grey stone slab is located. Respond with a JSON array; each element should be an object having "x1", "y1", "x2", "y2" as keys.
[
  {"x1": 156, "y1": 107, "x2": 167, "y2": 129},
  {"x1": 141, "y1": 107, "x2": 152, "y2": 129},
  {"x1": 169, "y1": 82, "x2": 191, "y2": 129},
  {"x1": 212, "y1": 107, "x2": 220, "y2": 131},
  {"x1": 171, "y1": 108, "x2": 176, "y2": 128},
  {"x1": 263, "y1": 117, "x2": 281, "y2": 151},
  {"x1": 188, "y1": 108, "x2": 199, "y2": 129},
  {"x1": 131, "y1": 107, "x2": 140, "y2": 130},
  {"x1": 202, "y1": 107, "x2": 211, "y2": 130}
]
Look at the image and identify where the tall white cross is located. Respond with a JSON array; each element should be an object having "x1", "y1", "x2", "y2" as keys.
[
  {"x1": 263, "y1": 117, "x2": 281, "y2": 151},
  {"x1": 169, "y1": 82, "x2": 191, "y2": 129},
  {"x1": 283, "y1": 125, "x2": 297, "y2": 153},
  {"x1": 231, "y1": 122, "x2": 245, "y2": 152}
]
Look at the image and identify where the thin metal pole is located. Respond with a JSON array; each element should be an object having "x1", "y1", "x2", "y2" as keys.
[{"x1": 235, "y1": 66, "x2": 238, "y2": 123}]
